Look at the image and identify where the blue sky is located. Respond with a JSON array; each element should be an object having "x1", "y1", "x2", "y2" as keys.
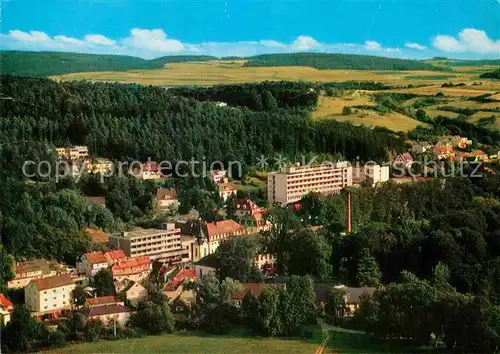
[{"x1": 1, "y1": 0, "x2": 500, "y2": 59}]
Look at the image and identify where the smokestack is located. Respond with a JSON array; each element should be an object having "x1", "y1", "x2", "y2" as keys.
[{"x1": 346, "y1": 190, "x2": 351, "y2": 233}]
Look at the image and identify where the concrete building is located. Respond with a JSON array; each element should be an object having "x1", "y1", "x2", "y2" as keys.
[
  {"x1": 208, "y1": 169, "x2": 227, "y2": 184},
  {"x1": 7, "y1": 259, "x2": 65, "y2": 289},
  {"x1": 80, "y1": 303, "x2": 132, "y2": 326},
  {"x1": 155, "y1": 188, "x2": 179, "y2": 211},
  {"x1": 55, "y1": 146, "x2": 89, "y2": 161},
  {"x1": 109, "y1": 226, "x2": 188, "y2": 263},
  {"x1": 78, "y1": 252, "x2": 108, "y2": 277},
  {"x1": 25, "y1": 274, "x2": 75, "y2": 315},
  {"x1": 352, "y1": 164, "x2": 390, "y2": 186},
  {"x1": 111, "y1": 256, "x2": 152, "y2": 283},
  {"x1": 190, "y1": 220, "x2": 246, "y2": 262},
  {"x1": 0, "y1": 293, "x2": 14, "y2": 326},
  {"x1": 267, "y1": 162, "x2": 353, "y2": 205}
]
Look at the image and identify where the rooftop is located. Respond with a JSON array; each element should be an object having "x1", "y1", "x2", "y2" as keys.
[
  {"x1": 30, "y1": 274, "x2": 74, "y2": 291},
  {"x1": 13, "y1": 259, "x2": 62, "y2": 277},
  {"x1": 232, "y1": 283, "x2": 285, "y2": 301},
  {"x1": 86, "y1": 295, "x2": 118, "y2": 307},
  {"x1": 105, "y1": 250, "x2": 127, "y2": 261},
  {"x1": 117, "y1": 228, "x2": 180, "y2": 239},
  {"x1": 205, "y1": 220, "x2": 244, "y2": 240},
  {"x1": 0, "y1": 293, "x2": 14, "y2": 311},
  {"x1": 156, "y1": 188, "x2": 178, "y2": 200},
  {"x1": 164, "y1": 269, "x2": 197, "y2": 292},
  {"x1": 83, "y1": 251, "x2": 107, "y2": 265},
  {"x1": 81, "y1": 303, "x2": 131, "y2": 317}
]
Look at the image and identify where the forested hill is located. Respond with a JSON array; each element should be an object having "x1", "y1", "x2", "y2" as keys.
[
  {"x1": 0, "y1": 75, "x2": 404, "y2": 171},
  {"x1": 0, "y1": 51, "x2": 217, "y2": 77},
  {"x1": 243, "y1": 53, "x2": 445, "y2": 71}
]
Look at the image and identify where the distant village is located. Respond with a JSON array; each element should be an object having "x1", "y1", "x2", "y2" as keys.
[{"x1": 0, "y1": 135, "x2": 497, "y2": 329}]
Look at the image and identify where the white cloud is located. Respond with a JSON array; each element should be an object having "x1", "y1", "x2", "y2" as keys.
[
  {"x1": 259, "y1": 40, "x2": 287, "y2": 48},
  {"x1": 292, "y1": 36, "x2": 320, "y2": 51},
  {"x1": 14, "y1": 27, "x2": 500, "y2": 59},
  {"x1": 433, "y1": 28, "x2": 500, "y2": 53},
  {"x1": 364, "y1": 40, "x2": 382, "y2": 51},
  {"x1": 405, "y1": 42, "x2": 427, "y2": 50},
  {"x1": 433, "y1": 35, "x2": 465, "y2": 52},
  {"x1": 9, "y1": 30, "x2": 51, "y2": 42},
  {"x1": 123, "y1": 28, "x2": 184, "y2": 53},
  {"x1": 84, "y1": 34, "x2": 115, "y2": 46}
]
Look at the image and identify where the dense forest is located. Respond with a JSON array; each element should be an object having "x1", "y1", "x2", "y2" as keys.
[
  {"x1": 169, "y1": 81, "x2": 319, "y2": 110},
  {"x1": 0, "y1": 51, "x2": 217, "y2": 76},
  {"x1": 244, "y1": 53, "x2": 444, "y2": 71},
  {"x1": 0, "y1": 50, "x2": 448, "y2": 77},
  {"x1": 0, "y1": 76, "x2": 404, "y2": 165},
  {"x1": 480, "y1": 68, "x2": 500, "y2": 79}
]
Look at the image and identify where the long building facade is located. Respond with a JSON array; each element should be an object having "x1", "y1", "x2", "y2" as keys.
[
  {"x1": 267, "y1": 162, "x2": 353, "y2": 205},
  {"x1": 109, "y1": 225, "x2": 189, "y2": 263}
]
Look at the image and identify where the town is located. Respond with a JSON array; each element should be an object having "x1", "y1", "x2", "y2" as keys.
[{"x1": 1, "y1": 5, "x2": 500, "y2": 350}]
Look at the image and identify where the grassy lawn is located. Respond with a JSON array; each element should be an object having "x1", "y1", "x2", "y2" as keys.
[{"x1": 47, "y1": 331, "x2": 320, "y2": 354}]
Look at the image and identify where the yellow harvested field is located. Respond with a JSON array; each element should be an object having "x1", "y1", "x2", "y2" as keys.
[
  {"x1": 321, "y1": 110, "x2": 424, "y2": 132},
  {"x1": 52, "y1": 60, "x2": 479, "y2": 87},
  {"x1": 313, "y1": 95, "x2": 375, "y2": 118},
  {"x1": 426, "y1": 109, "x2": 458, "y2": 118},
  {"x1": 386, "y1": 85, "x2": 497, "y2": 97},
  {"x1": 450, "y1": 100, "x2": 500, "y2": 110},
  {"x1": 489, "y1": 93, "x2": 500, "y2": 101}
]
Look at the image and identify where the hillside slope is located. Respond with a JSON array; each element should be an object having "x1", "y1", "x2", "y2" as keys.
[
  {"x1": 244, "y1": 53, "x2": 445, "y2": 71},
  {"x1": 0, "y1": 51, "x2": 217, "y2": 76}
]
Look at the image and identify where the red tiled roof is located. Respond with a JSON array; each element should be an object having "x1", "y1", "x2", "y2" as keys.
[
  {"x1": 164, "y1": 268, "x2": 197, "y2": 292},
  {"x1": 218, "y1": 182, "x2": 238, "y2": 192},
  {"x1": 209, "y1": 169, "x2": 226, "y2": 176},
  {"x1": 83, "y1": 252, "x2": 107, "y2": 265},
  {"x1": 86, "y1": 295, "x2": 117, "y2": 307},
  {"x1": 205, "y1": 220, "x2": 244, "y2": 241},
  {"x1": 85, "y1": 228, "x2": 109, "y2": 244},
  {"x1": 395, "y1": 153, "x2": 414, "y2": 164},
  {"x1": 156, "y1": 188, "x2": 178, "y2": 200},
  {"x1": 112, "y1": 256, "x2": 151, "y2": 276},
  {"x1": 231, "y1": 283, "x2": 285, "y2": 301},
  {"x1": 81, "y1": 303, "x2": 131, "y2": 317},
  {"x1": 433, "y1": 146, "x2": 454, "y2": 154},
  {"x1": 30, "y1": 274, "x2": 74, "y2": 291},
  {"x1": 141, "y1": 162, "x2": 160, "y2": 172},
  {"x1": 105, "y1": 250, "x2": 127, "y2": 261},
  {"x1": 0, "y1": 293, "x2": 14, "y2": 311}
]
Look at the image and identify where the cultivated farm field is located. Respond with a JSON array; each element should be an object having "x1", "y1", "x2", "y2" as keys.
[
  {"x1": 51, "y1": 59, "x2": 500, "y2": 132},
  {"x1": 52, "y1": 60, "x2": 483, "y2": 87}
]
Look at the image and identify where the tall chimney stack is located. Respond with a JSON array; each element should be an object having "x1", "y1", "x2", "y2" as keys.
[{"x1": 346, "y1": 190, "x2": 351, "y2": 233}]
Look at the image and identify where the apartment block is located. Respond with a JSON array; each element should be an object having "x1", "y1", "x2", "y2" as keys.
[
  {"x1": 109, "y1": 226, "x2": 188, "y2": 263},
  {"x1": 7, "y1": 259, "x2": 65, "y2": 289},
  {"x1": 55, "y1": 146, "x2": 89, "y2": 161},
  {"x1": 352, "y1": 164, "x2": 390, "y2": 186},
  {"x1": 25, "y1": 274, "x2": 75, "y2": 315},
  {"x1": 267, "y1": 163, "x2": 353, "y2": 205}
]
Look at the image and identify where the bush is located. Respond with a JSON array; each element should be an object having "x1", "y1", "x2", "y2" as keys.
[
  {"x1": 47, "y1": 330, "x2": 66, "y2": 348},
  {"x1": 342, "y1": 106, "x2": 352, "y2": 115}
]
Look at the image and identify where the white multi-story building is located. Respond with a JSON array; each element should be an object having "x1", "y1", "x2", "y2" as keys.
[
  {"x1": 267, "y1": 162, "x2": 353, "y2": 205},
  {"x1": 352, "y1": 164, "x2": 390, "y2": 186},
  {"x1": 78, "y1": 252, "x2": 109, "y2": 277},
  {"x1": 25, "y1": 274, "x2": 75, "y2": 315},
  {"x1": 109, "y1": 226, "x2": 188, "y2": 263}
]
